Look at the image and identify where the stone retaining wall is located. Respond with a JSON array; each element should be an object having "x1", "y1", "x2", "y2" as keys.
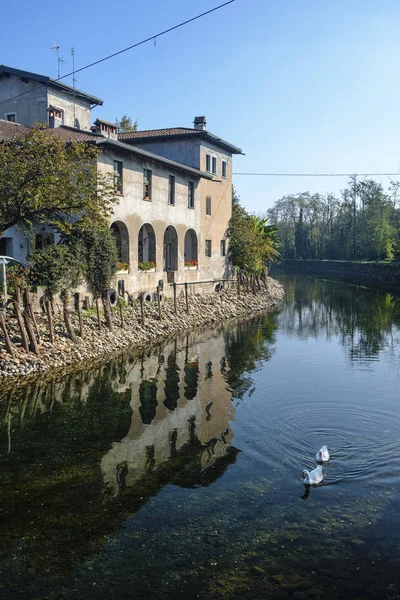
[{"x1": 0, "y1": 278, "x2": 284, "y2": 381}]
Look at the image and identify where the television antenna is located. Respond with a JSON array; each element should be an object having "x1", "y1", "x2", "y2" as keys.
[{"x1": 50, "y1": 43, "x2": 67, "y2": 78}]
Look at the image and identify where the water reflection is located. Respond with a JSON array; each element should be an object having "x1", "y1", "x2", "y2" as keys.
[
  {"x1": 0, "y1": 318, "x2": 277, "y2": 582},
  {"x1": 1, "y1": 279, "x2": 400, "y2": 599},
  {"x1": 281, "y1": 276, "x2": 400, "y2": 363}
]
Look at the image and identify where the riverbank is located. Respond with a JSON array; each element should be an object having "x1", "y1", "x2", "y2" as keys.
[
  {"x1": 0, "y1": 278, "x2": 284, "y2": 380},
  {"x1": 272, "y1": 259, "x2": 400, "y2": 293}
]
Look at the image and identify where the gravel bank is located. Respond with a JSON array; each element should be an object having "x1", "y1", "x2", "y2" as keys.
[{"x1": 0, "y1": 278, "x2": 284, "y2": 380}]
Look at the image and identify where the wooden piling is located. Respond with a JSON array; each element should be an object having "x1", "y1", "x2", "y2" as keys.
[
  {"x1": 0, "y1": 311, "x2": 15, "y2": 357},
  {"x1": 185, "y1": 282, "x2": 189, "y2": 312},
  {"x1": 156, "y1": 286, "x2": 162, "y2": 321},
  {"x1": 140, "y1": 293, "x2": 145, "y2": 326},
  {"x1": 173, "y1": 283, "x2": 177, "y2": 315}
]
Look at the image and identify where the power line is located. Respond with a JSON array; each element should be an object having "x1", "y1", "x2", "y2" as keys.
[
  {"x1": 233, "y1": 172, "x2": 400, "y2": 177},
  {"x1": 0, "y1": 0, "x2": 237, "y2": 107}
]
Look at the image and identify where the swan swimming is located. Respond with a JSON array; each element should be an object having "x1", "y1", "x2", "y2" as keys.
[
  {"x1": 315, "y1": 445, "x2": 330, "y2": 462},
  {"x1": 301, "y1": 465, "x2": 325, "y2": 485}
]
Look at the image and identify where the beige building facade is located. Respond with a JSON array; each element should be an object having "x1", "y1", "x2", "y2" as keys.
[{"x1": 0, "y1": 66, "x2": 243, "y2": 301}]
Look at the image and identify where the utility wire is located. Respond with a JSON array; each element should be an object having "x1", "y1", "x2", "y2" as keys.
[
  {"x1": 233, "y1": 172, "x2": 400, "y2": 177},
  {"x1": 0, "y1": 0, "x2": 237, "y2": 107}
]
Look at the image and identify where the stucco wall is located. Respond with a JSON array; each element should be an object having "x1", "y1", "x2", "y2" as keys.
[
  {"x1": 126, "y1": 138, "x2": 202, "y2": 169},
  {"x1": 47, "y1": 90, "x2": 92, "y2": 130},
  {"x1": 126, "y1": 136, "x2": 234, "y2": 283},
  {"x1": 99, "y1": 148, "x2": 203, "y2": 296},
  {"x1": 0, "y1": 74, "x2": 47, "y2": 126}
]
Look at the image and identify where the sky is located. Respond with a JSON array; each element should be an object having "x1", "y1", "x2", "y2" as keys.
[{"x1": 2, "y1": 0, "x2": 400, "y2": 214}]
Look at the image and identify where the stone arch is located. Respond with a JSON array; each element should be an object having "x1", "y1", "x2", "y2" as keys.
[
  {"x1": 110, "y1": 221, "x2": 129, "y2": 264},
  {"x1": 138, "y1": 223, "x2": 156, "y2": 265},
  {"x1": 163, "y1": 226, "x2": 178, "y2": 271},
  {"x1": 184, "y1": 229, "x2": 198, "y2": 265}
]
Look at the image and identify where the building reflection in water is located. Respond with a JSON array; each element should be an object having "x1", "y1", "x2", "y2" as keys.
[{"x1": 99, "y1": 331, "x2": 237, "y2": 497}]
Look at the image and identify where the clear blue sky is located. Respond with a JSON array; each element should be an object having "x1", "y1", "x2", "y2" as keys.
[{"x1": 2, "y1": 0, "x2": 400, "y2": 213}]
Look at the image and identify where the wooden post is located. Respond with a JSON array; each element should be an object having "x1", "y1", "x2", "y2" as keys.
[
  {"x1": 173, "y1": 283, "x2": 177, "y2": 315},
  {"x1": 119, "y1": 298, "x2": 124, "y2": 329},
  {"x1": 140, "y1": 293, "x2": 145, "y2": 326},
  {"x1": 45, "y1": 299, "x2": 54, "y2": 344},
  {"x1": 185, "y1": 282, "x2": 189, "y2": 312},
  {"x1": 76, "y1": 293, "x2": 83, "y2": 337},
  {"x1": 156, "y1": 286, "x2": 162, "y2": 321},
  {"x1": 25, "y1": 288, "x2": 41, "y2": 345},
  {"x1": 14, "y1": 287, "x2": 29, "y2": 352},
  {"x1": 22, "y1": 309, "x2": 39, "y2": 354},
  {"x1": 95, "y1": 298, "x2": 102, "y2": 330},
  {"x1": 62, "y1": 296, "x2": 77, "y2": 343},
  {"x1": 0, "y1": 311, "x2": 15, "y2": 357}
]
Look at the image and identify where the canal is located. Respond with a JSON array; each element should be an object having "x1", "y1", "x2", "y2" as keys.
[{"x1": 1, "y1": 275, "x2": 400, "y2": 599}]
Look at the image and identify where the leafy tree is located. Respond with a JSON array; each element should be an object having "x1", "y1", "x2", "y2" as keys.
[
  {"x1": 229, "y1": 188, "x2": 280, "y2": 274},
  {"x1": 77, "y1": 225, "x2": 118, "y2": 331},
  {"x1": 115, "y1": 115, "x2": 138, "y2": 133},
  {"x1": 0, "y1": 126, "x2": 115, "y2": 237}
]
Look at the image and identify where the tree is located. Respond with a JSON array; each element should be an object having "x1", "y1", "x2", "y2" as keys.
[
  {"x1": 229, "y1": 188, "x2": 280, "y2": 274},
  {"x1": 77, "y1": 225, "x2": 118, "y2": 331},
  {"x1": 0, "y1": 126, "x2": 115, "y2": 237},
  {"x1": 115, "y1": 115, "x2": 138, "y2": 133}
]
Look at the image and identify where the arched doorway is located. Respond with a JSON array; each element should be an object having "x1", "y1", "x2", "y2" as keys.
[
  {"x1": 110, "y1": 221, "x2": 129, "y2": 264},
  {"x1": 138, "y1": 223, "x2": 156, "y2": 266},
  {"x1": 163, "y1": 226, "x2": 178, "y2": 271},
  {"x1": 184, "y1": 229, "x2": 198, "y2": 266}
]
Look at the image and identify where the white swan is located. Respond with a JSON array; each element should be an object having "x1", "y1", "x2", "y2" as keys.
[
  {"x1": 315, "y1": 445, "x2": 330, "y2": 462},
  {"x1": 301, "y1": 465, "x2": 325, "y2": 485}
]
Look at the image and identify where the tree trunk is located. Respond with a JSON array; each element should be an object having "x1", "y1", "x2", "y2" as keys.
[
  {"x1": 119, "y1": 299, "x2": 124, "y2": 329},
  {"x1": 76, "y1": 293, "x2": 83, "y2": 337},
  {"x1": 24, "y1": 288, "x2": 41, "y2": 345},
  {"x1": 14, "y1": 287, "x2": 29, "y2": 352},
  {"x1": 61, "y1": 294, "x2": 77, "y2": 343},
  {"x1": 101, "y1": 292, "x2": 113, "y2": 332},
  {"x1": 95, "y1": 298, "x2": 102, "y2": 330},
  {"x1": 22, "y1": 309, "x2": 39, "y2": 354},
  {"x1": 45, "y1": 299, "x2": 54, "y2": 344},
  {"x1": 0, "y1": 311, "x2": 15, "y2": 357}
]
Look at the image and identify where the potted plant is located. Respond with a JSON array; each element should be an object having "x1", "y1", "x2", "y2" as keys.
[
  {"x1": 184, "y1": 259, "x2": 198, "y2": 270},
  {"x1": 138, "y1": 261, "x2": 156, "y2": 273}
]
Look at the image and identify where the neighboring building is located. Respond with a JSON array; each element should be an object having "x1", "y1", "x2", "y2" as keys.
[
  {"x1": 0, "y1": 65, "x2": 243, "y2": 300},
  {"x1": 0, "y1": 64, "x2": 102, "y2": 130}
]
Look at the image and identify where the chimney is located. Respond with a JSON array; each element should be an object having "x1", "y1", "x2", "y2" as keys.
[
  {"x1": 193, "y1": 116, "x2": 207, "y2": 131},
  {"x1": 93, "y1": 119, "x2": 119, "y2": 140}
]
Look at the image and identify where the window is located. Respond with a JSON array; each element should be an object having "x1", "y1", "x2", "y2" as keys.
[
  {"x1": 222, "y1": 160, "x2": 227, "y2": 178},
  {"x1": 5, "y1": 113, "x2": 16, "y2": 122},
  {"x1": 205, "y1": 240, "x2": 212, "y2": 257},
  {"x1": 188, "y1": 181, "x2": 195, "y2": 208},
  {"x1": 206, "y1": 196, "x2": 211, "y2": 216},
  {"x1": 206, "y1": 154, "x2": 211, "y2": 172},
  {"x1": 114, "y1": 160, "x2": 123, "y2": 194},
  {"x1": 212, "y1": 156, "x2": 217, "y2": 175},
  {"x1": 143, "y1": 169, "x2": 152, "y2": 200},
  {"x1": 220, "y1": 240, "x2": 226, "y2": 256},
  {"x1": 168, "y1": 175, "x2": 175, "y2": 205}
]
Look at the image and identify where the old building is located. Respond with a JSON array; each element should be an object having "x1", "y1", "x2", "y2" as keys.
[{"x1": 0, "y1": 65, "x2": 243, "y2": 299}]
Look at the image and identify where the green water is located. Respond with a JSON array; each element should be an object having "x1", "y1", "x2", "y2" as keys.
[{"x1": 1, "y1": 276, "x2": 400, "y2": 599}]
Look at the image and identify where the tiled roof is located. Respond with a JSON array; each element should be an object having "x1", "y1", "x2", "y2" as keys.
[
  {"x1": 118, "y1": 127, "x2": 199, "y2": 140},
  {"x1": 94, "y1": 118, "x2": 118, "y2": 128},
  {"x1": 48, "y1": 125, "x2": 101, "y2": 142},
  {"x1": 118, "y1": 127, "x2": 244, "y2": 155},
  {"x1": 0, "y1": 119, "x2": 30, "y2": 140}
]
